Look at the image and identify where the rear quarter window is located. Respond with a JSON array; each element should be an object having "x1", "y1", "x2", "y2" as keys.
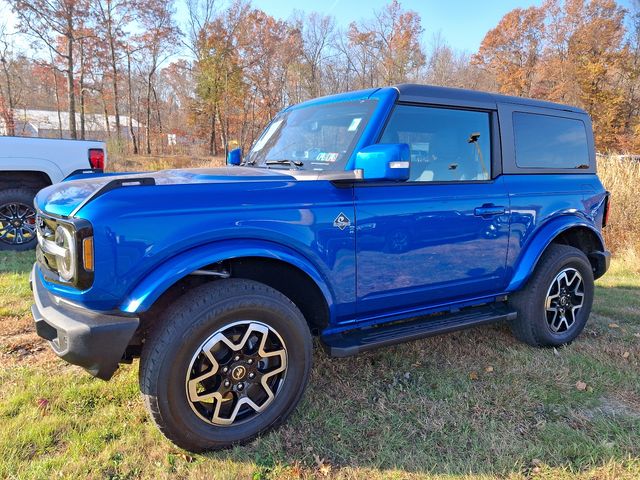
[{"x1": 513, "y1": 112, "x2": 589, "y2": 169}]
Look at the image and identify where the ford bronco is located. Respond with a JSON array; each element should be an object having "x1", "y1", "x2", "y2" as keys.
[{"x1": 31, "y1": 85, "x2": 611, "y2": 451}]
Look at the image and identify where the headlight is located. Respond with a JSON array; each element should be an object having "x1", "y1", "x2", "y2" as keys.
[{"x1": 54, "y1": 225, "x2": 76, "y2": 282}]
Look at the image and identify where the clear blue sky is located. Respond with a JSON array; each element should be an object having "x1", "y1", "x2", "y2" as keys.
[
  {"x1": 250, "y1": 0, "x2": 637, "y2": 53},
  {"x1": 251, "y1": 0, "x2": 546, "y2": 53}
]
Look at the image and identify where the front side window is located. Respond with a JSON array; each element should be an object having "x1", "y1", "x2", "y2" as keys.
[
  {"x1": 513, "y1": 112, "x2": 589, "y2": 169},
  {"x1": 245, "y1": 100, "x2": 377, "y2": 171},
  {"x1": 380, "y1": 105, "x2": 492, "y2": 182}
]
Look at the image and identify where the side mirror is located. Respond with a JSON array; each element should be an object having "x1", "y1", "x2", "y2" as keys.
[
  {"x1": 354, "y1": 144, "x2": 410, "y2": 181},
  {"x1": 227, "y1": 148, "x2": 242, "y2": 166}
]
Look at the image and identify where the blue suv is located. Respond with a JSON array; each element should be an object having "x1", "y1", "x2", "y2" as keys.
[{"x1": 31, "y1": 85, "x2": 611, "y2": 451}]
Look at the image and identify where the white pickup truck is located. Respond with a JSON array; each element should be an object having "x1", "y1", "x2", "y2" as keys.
[{"x1": 0, "y1": 136, "x2": 107, "y2": 251}]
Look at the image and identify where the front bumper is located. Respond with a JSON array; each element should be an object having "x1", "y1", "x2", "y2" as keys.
[{"x1": 30, "y1": 265, "x2": 139, "y2": 380}]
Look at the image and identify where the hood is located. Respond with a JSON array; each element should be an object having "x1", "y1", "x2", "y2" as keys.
[{"x1": 36, "y1": 166, "x2": 295, "y2": 218}]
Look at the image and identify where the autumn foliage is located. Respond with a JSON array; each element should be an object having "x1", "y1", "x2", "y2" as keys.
[{"x1": 1, "y1": 0, "x2": 640, "y2": 155}]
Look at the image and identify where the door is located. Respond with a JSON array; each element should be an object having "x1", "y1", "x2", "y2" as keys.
[{"x1": 355, "y1": 104, "x2": 510, "y2": 319}]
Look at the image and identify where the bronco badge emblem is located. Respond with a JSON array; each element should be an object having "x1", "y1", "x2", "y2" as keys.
[
  {"x1": 333, "y1": 212, "x2": 351, "y2": 230},
  {"x1": 231, "y1": 365, "x2": 246, "y2": 381}
]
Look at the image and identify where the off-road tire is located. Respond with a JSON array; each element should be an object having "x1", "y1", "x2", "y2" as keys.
[
  {"x1": 509, "y1": 244, "x2": 594, "y2": 347},
  {"x1": 0, "y1": 187, "x2": 38, "y2": 251},
  {"x1": 139, "y1": 279, "x2": 312, "y2": 452}
]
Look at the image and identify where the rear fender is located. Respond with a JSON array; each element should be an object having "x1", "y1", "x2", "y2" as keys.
[
  {"x1": 120, "y1": 239, "x2": 335, "y2": 318},
  {"x1": 507, "y1": 216, "x2": 604, "y2": 292}
]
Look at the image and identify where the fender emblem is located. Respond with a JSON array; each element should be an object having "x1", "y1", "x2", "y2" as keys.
[{"x1": 333, "y1": 212, "x2": 351, "y2": 230}]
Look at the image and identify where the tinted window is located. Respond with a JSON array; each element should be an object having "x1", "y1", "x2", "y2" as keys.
[
  {"x1": 513, "y1": 112, "x2": 589, "y2": 169},
  {"x1": 380, "y1": 105, "x2": 491, "y2": 182}
]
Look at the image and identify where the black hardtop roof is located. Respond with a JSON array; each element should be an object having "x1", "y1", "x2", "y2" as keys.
[{"x1": 392, "y1": 84, "x2": 587, "y2": 115}]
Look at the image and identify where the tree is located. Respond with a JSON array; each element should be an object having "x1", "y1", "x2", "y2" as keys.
[
  {"x1": 0, "y1": 25, "x2": 18, "y2": 135},
  {"x1": 11, "y1": 0, "x2": 91, "y2": 139},
  {"x1": 136, "y1": 0, "x2": 178, "y2": 154},
  {"x1": 346, "y1": 0, "x2": 425, "y2": 87},
  {"x1": 292, "y1": 11, "x2": 335, "y2": 98},
  {"x1": 473, "y1": 5, "x2": 545, "y2": 97},
  {"x1": 91, "y1": 0, "x2": 137, "y2": 140}
]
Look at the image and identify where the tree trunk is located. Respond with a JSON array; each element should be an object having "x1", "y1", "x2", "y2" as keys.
[
  {"x1": 126, "y1": 50, "x2": 138, "y2": 154},
  {"x1": 107, "y1": 10, "x2": 121, "y2": 139},
  {"x1": 0, "y1": 56, "x2": 15, "y2": 136},
  {"x1": 208, "y1": 108, "x2": 217, "y2": 156},
  {"x1": 79, "y1": 40, "x2": 85, "y2": 140},
  {"x1": 65, "y1": 30, "x2": 77, "y2": 139},
  {"x1": 102, "y1": 90, "x2": 110, "y2": 137},
  {"x1": 146, "y1": 74, "x2": 152, "y2": 155},
  {"x1": 50, "y1": 60, "x2": 63, "y2": 139}
]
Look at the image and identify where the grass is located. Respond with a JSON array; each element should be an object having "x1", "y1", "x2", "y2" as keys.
[{"x1": 1, "y1": 252, "x2": 639, "y2": 479}]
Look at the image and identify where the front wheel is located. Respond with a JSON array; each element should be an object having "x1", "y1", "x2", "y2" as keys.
[
  {"x1": 139, "y1": 279, "x2": 312, "y2": 452},
  {"x1": 509, "y1": 244, "x2": 595, "y2": 347}
]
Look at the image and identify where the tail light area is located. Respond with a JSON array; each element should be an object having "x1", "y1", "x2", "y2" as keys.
[
  {"x1": 88, "y1": 148, "x2": 105, "y2": 170},
  {"x1": 602, "y1": 192, "x2": 611, "y2": 228}
]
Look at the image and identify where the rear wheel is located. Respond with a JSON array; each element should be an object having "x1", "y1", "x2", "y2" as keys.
[
  {"x1": 509, "y1": 244, "x2": 594, "y2": 347},
  {"x1": 139, "y1": 279, "x2": 312, "y2": 452},
  {"x1": 0, "y1": 188, "x2": 38, "y2": 251}
]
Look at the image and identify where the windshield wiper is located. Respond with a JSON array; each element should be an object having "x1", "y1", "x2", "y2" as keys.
[{"x1": 265, "y1": 159, "x2": 304, "y2": 169}]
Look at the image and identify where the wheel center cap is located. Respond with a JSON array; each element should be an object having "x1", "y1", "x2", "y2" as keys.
[
  {"x1": 13, "y1": 220, "x2": 21, "y2": 227},
  {"x1": 231, "y1": 365, "x2": 246, "y2": 381}
]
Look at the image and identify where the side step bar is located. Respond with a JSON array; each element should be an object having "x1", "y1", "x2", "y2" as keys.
[{"x1": 321, "y1": 303, "x2": 517, "y2": 358}]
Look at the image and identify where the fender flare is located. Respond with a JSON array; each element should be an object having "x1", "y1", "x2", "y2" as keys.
[
  {"x1": 506, "y1": 216, "x2": 604, "y2": 292},
  {"x1": 120, "y1": 239, "x2": 335, "y2": 316}
]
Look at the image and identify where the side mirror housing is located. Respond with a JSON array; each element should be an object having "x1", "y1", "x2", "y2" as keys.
[
  {"x1": 227, "y1": 148, "x2": 242, "y2": 166},
  {"x1": 353, "y1": 144, "x2": 410, "y2": 181}
]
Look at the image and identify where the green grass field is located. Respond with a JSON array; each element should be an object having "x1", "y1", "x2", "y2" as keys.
[{"x1": 0, "y1": 251, "x2": 639, "y2": 479}]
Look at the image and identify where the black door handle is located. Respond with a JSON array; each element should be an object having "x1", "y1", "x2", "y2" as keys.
[{"x1": 474, "y1": 205, "x2": 505, "y2": 217}]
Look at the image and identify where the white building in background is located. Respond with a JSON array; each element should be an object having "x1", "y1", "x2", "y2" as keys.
[{"x1": 0, "y1": 108, "x2": 143, "y2": 140}]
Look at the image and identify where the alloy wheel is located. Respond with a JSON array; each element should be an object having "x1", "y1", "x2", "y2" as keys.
[
  {"x1": 544, "y1": 267, "x2": 585, "y2": 333},
  {"x1": 0, "y1": 202, "x2": 37, "y2": 245},
  {"x1": 185, "y1": 320, "x2": 288, "y2": 426}
]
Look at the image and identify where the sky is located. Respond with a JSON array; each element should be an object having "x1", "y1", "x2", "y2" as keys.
[
  {"x1": 250, "y1": 0, "x2": 547, "y2": 53},
  {"x1": 2, "y1": 0, "x2": 638, "y2": 55}
]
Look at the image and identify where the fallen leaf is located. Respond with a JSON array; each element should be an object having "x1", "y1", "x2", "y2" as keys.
[
  {"x1": 608, "y1": 323, "x2": 620, "y2": 329},
  {"x1": 37, "y1": 398, "x2": 49, "y2": 414},
  {"x1": 469, "y1": 371, "x2": 479, "y2": 381},
  {"x1": 623, "y1": 351, "x2": 630, "y2": 359},
  {"x1": 576, "y1": 381, "x2": 587, "y2": 391},
  {"x1": 403, "y1": 372, "x2": 411, "y2": 380},
  {"x1": 485, "y1": 366, "x2": 494, "y2": 373},
  {"x1": 553, "y1": 347, "x2": 560, "y2": 356},
  {"x1": 314, "y1": 455, "x2": 331, "y2": 476},
  {"x1": 179, "y1": 453, "x2": 194, "y2": 463}
]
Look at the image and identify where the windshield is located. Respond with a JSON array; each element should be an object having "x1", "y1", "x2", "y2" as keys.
[{"x1": 245, "y1": 99, "x2": 377, "y2": 171}]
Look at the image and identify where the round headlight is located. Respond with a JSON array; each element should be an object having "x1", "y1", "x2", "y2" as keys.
[{"x1": 54, "y1": 225, "x2": 76, "y2": 282}]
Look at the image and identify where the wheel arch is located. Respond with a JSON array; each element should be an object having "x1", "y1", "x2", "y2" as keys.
[
  {"x1": 0, "y1": 170, "x2": 53, "y2": 190},
  {"x1": 507, "y1": 218, "x2": 605, "y2": 292},
  {"x1": 121, "y1": 240, "x2": 334, "y2": 334}
]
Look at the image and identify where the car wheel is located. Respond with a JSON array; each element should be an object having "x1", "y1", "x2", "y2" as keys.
[
  {"x1": 139, "y1": 279, "x2": 312, "y2": 452},
  {"x1": 0, "y1": 188, "x2": 38, "y2": 251},
  {"x1": 509, "y1": 244, "x2": 594, "y2": 347}
]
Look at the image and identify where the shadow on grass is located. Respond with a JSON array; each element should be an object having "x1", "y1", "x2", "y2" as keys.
[
  {"x1": 0, "y1": 251, "x2": 35, "y2": 275},
  {"x1": 195, "y1": 321, "x2": 640, "y2": 476}
]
